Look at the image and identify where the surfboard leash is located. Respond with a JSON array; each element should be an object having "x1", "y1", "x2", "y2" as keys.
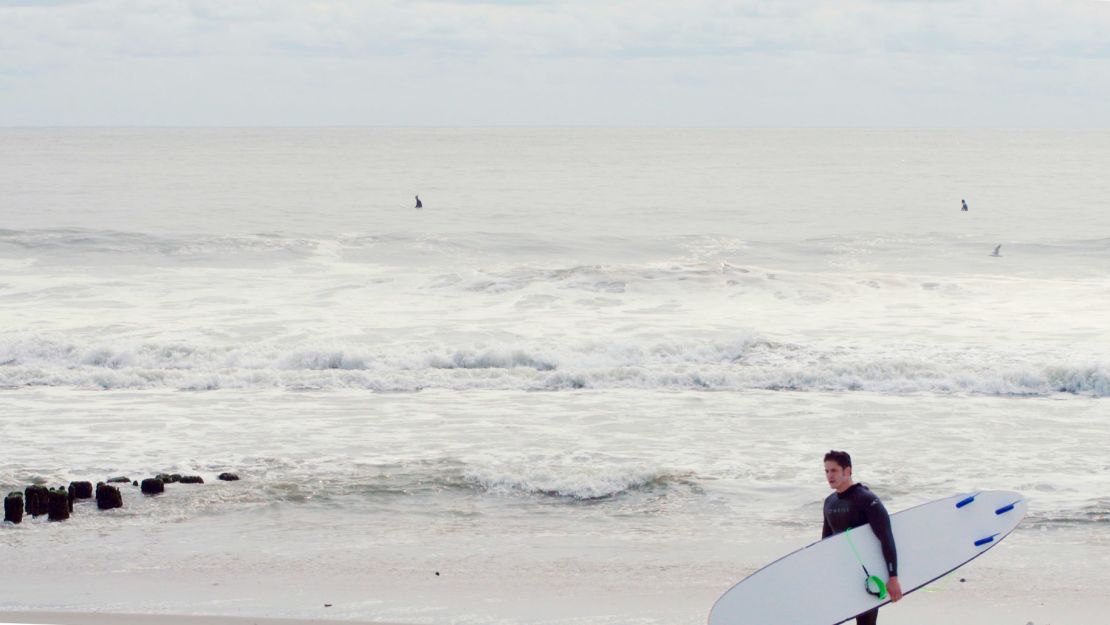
[{"x1": 844, "y1": 526, "x2": 888, "y2": 600}]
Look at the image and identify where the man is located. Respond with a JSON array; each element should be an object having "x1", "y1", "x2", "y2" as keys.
[{"x1": 823, "y1": 450, "x2": 902, "y2": 625}]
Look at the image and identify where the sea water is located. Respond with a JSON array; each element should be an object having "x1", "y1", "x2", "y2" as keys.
[{"x1": 1, "y1": 129, "x2": 1108, "y2": 624}]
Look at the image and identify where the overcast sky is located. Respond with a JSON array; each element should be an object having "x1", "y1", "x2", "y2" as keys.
[{"x1": 2, "y1": 0, "x2": 1109, "y2": 127}]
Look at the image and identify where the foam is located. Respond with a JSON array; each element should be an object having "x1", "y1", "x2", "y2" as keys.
[
  {"x1": 0, "y1": 334, "x2": 1106, "y2": 395},
  {"x1": 463, "y1": 467, "x2": 692, "y2": 501}
]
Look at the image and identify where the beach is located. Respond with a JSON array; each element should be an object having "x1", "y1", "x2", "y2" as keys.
[{"x1": 2, "y1": 128, "x2": 1108, "y2": 624}]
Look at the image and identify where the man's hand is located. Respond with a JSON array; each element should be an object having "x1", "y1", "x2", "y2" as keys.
[{"x1": 887, "y1": 576, "x2": 903, "y2": 602}]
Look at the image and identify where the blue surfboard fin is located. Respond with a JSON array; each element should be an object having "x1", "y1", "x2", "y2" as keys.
[
  {"x1": 974, "y1": 533, "x2": 1000, "y2": 547},
  {"x1": 955, "y1": 492, "x2": 981, "y2": 508}
]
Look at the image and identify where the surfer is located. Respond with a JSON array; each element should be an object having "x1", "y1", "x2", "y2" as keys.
[
  {"x1": 823, "y1": 450, "x2": 902, "y2": 625},
  {"x1": 961, "y1": 199, "x2": 968, "y2": 211},
  {"x1": 415, "y1": 195, "x2": 423, "y2": 209},
  {"x1": 991, "y1": 244, "x2": 1002, "y2": 257}
]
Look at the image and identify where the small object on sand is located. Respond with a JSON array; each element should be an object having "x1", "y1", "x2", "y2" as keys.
[
  {"x1": 324, "y1": 604, "x2": 332, "y2": 608},
  {"x1": 435, "y1": 571, "x2": 440, "y2": 576},
  {"x1": 959, "y1": 578, "x2": 966, "y2": 582}
]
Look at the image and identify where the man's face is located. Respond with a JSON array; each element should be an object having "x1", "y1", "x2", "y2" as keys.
[{"x1": 825, "y1": 460, "x2": 852, "y2": 491}]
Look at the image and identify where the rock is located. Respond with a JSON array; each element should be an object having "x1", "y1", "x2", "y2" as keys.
[
  {"x1": 106, "y1": 476, "x2": 131, "y2": 484},
  {"x1": 141, "y1": 478, "x2": 165, "y2": 495},
  {"x1": 48, "y1": 489, "x2": 70, "y2": 521},
  {"x1": 70, "y1": 481, "x2": 94, "y2": 499},
  {"x1": 96, "y1": 482, "x2": 123, "y2": 510},
  {"x1": 132, "y1": 481, "x2": 138, "y2": 487},
  {"x1": 156, "y1": 473, "x2": 182, "y2": 484},
  {"x1": 24, "y1": 485, "x2": 50, "y2": 517},
  {"x1": 217, "y1": 473, "x2": 240, "y2": 481},
  {"x1": 179, "y1": 475, "x2": 204, "y2": 484},
  {"x1": 4, "y1": 492, "x2": 23, "y2": 524}
]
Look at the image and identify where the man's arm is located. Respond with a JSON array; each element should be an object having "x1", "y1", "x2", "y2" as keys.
[
  {"x1": 865, "y1": 496, "x2": 903, "y2": 601},
  {"x1": 822, "y1": 515, "x2": 832, "y2": 539}
]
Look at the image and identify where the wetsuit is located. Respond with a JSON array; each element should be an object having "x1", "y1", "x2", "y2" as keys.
[{"x1": 823, "y1": 484, "x2": 897, "y2": 625}]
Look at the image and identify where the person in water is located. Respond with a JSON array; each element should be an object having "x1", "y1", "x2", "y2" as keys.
[
  {"x1": 961, "y1": 199, "x2": 968, "y2": 211},
  {"x1": 823, "y1": 450, "x2": 902, "y2": 625},
  {"x1": 415, "y1": 195, "x2": 423, "y2": 209}
]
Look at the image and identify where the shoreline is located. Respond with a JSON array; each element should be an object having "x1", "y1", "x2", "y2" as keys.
[{"x1": 0, "y1": 613, "x2": 406, "y2": 625}]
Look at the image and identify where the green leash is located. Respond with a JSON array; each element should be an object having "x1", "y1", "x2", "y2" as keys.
[{"x1": 845, "y1": 527, "x2": 888, "y2": 600}]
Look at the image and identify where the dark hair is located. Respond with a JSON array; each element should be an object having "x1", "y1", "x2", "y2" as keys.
[{"x1": 824, "y1": 450, "x2": 852, "y2": 469}]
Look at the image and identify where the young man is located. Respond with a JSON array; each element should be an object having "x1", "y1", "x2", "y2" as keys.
[{"x1": 823, "y1": 450, "x2": 903, "y2": 625}]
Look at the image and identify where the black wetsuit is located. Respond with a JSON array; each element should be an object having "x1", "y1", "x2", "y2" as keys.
[{"x1": 823, "y1": 484, "x2": 897, "y2": 625}]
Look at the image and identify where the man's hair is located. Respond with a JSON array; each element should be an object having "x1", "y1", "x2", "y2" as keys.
[{"x1": 824, "y1": 450, "x2": 852, "y2": 469}]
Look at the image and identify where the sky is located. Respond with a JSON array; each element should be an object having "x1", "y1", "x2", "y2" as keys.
[{"x1": 1, "y1": 0, "x2": 1109, "y2": 127}]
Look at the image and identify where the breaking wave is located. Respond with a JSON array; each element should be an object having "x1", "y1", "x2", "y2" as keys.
[
  {"x1": 462, "y1": 467, "x2": 697, "y2": 501},
  {"x1": 0, "y1": 228, "x2": 320, "y2": 260},
  {"x1": 0, "y1": 334, "x2": 1106, "y2": 396}
]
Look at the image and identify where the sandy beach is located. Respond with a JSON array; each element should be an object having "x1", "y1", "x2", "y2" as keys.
[
  {"x1": 0, "y1": 614, "x2": 398, "y2": 625},
  {"x1": 2, "y1": 586, "x2": 1106, "y2": 625},
  {"x1": 2, "y1": 518, "x2": 1108, "y2": 624}
]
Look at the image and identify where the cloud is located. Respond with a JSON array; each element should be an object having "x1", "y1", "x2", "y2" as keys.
[
  {"x1": 0, "y1": 0, "x2": 90, "y2": 6},
  {"x1": 1, "y1": 0, "x2": 1109, "y2": 125}
]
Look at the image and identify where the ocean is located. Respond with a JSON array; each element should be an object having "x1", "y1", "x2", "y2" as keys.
[{"x1": 1, "y1": 128, "x2": 1108, "y2": 624}]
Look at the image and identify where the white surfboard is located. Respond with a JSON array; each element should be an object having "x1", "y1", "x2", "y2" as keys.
[{"x1": 708, "y1": 490, "x2": 1026, "y2": 625}]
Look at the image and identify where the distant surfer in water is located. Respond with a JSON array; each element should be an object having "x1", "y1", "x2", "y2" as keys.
[
  {"x1": 415, "y1": 195, "x2": 423, "y2": 209},
  {"x1": 823, "y1": 450, "x2": 902, "y2": 625},
  {"x1": 991, "y1": 244, "x2": 1002, "y2": 257},
  {"x1": 961, "y1": 199, "x2": 968, "y2": 211}
]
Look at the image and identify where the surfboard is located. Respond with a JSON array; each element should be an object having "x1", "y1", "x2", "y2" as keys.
[{"x1": 708, "y1": 490, "x2": 1026, "y2": 625}]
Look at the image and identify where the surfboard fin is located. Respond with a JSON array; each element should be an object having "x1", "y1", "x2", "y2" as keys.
[
  {"x1": 955, "y1": 492, "x2": 981, "y2": 508},
  {"x1": 974, "y1": 533, "x2": 1000, "y2": 547}
]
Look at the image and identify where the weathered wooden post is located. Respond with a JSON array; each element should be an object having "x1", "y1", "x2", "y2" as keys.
[
  {"x1": 140, "y1": 478, "x2": 165, "y2": 495},
  {"x1": 96, "y1": 482, "x2": 123, "y2": 510},
  {"x1": 4, "y1": 492, "x2": 23, "y2": 524},
  {"x1": 48, "y1": 488, "x2": 70, "y2": 521},
  {"x1": 25, "y1": 485, "x2": 49, "y2": 517},
  {"x1": 69, "y1": 481, "x2": 94, "y2": 499}
]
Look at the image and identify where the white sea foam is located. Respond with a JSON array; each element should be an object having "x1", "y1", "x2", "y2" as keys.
[{"x1": 1, "y1": 333, "x2": 1106, "y2": 395}]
